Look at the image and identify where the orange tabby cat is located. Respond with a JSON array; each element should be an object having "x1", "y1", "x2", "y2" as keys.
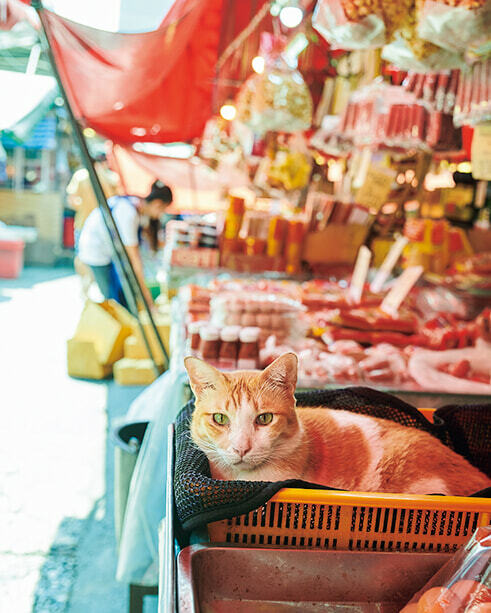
[{"x1": 185, "y1": 353, "x2": 490, "y2": 496}]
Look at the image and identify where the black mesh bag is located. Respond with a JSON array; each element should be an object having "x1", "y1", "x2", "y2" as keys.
[{"x1": 173, "y1": 387, "x2": 490, "y2": 533}]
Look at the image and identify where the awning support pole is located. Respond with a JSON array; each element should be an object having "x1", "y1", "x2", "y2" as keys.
[{"x1": 32, "y1": 0, "x2": 170, "y2": 375}]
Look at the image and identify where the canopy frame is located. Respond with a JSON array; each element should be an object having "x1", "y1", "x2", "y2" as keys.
[{"x1": 32, "y1": 0, "x2": 170, "y2": 375}]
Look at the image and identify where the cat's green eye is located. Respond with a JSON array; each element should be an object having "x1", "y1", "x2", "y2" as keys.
[
  {"x1": 256, "y1": 412, "x2": 273, "y2": 426},
  {"x1": 213, "y1": 413, "x2": 229, "y2": 426}
]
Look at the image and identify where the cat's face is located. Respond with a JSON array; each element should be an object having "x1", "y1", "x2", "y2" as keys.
[{"x1": 185, "y1": 353, "x2": 299, "y2": 473}]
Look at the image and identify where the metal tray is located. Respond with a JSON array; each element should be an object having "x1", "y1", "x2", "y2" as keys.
[{"x1": 177, "y1": 545, "x2": 449, "y2": 612}]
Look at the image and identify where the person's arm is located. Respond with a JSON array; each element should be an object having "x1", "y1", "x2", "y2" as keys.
[{"x1": 125, "y1": 244, "x2": 155, "y2": 309}]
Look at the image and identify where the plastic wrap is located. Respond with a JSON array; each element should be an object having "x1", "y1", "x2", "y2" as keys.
[
  {"x1": 402, "y1": 526, "x2": 491, "y2": 612},
  {"x1": 313, "y1": 0, "x2": 386, "y2": 49},
  {"x1": 210, "y1": 291, "x2": 307, "y2": 345},
  {"x1": 235, "y1": 34, "x2": 312, "y2": 135},
  {"x1": 408, "y1": 339, "x2": 491, "y2": 393},
  {"x1": 419, "y1": 0, "x2": 491, "y2": 56},
  {"x1": 454, "y1": 58, "x2": 491, "y2": 126},
  {"x1": 116, "y1": 299, "x2": 189, "y2": 586},
  {"x1": 382, "y1": 35, "x2": 464, "y2": 72}
]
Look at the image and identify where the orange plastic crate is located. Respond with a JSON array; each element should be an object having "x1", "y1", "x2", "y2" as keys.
[{"x1": 208, "y1": 488, "x2": 491, "y2": 553}]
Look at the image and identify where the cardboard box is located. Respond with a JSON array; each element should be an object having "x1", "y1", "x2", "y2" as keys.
[
  {"x1": 74, "y1": 301, "x2": 134, "y2": 365},
  {"x1": 303, "y1": 224, "x2": 368, "y2": 266},
  {"x1": 66, "y1": 338, "x2": 112, "y2": 380},
  {"x1": 132, "y1": 312, "x2": 171, "y2": 366},
  {"x1": 170, "y1": 248, "x2": 219, "y2": 269},
  {"x1": 101, "y1": 299, "x2": 138, "y2": 335},
  {"x1": 113, "y1": 358, "x2": 157, "y2": 386},
  {"x1": 124, "y1": 335, "x2": 148, "y2": 360},
  {"x1": 220, "y1": 252, "x2": 285, "y2": 273}
]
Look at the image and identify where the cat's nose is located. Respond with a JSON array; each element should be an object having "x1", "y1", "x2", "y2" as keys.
[{"x1": 232, "y1": 445, "x2": 251, "y2": 458}]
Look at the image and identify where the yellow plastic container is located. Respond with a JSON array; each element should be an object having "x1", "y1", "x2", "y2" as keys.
[{"x1": 208, "y1": 488, "x2": 491, "y2": 554}]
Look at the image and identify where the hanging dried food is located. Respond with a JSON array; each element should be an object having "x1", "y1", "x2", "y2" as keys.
[
  {"x1": 313, "y1": 0, "x2": 386, "y2": 49},
  {"x1": 418, "y1": 0, "x2": 491, "y2": 56},
  {"x1": 235, "y1": 33, "x2": 313, "y2": 135}
]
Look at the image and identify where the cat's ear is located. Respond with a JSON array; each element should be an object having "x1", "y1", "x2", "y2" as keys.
[
  {"x1": 184, "y1": 356, "x2": 223, "y2": 396},
  {"x1": 260, "y1": 352, "x2": 298, "y2": 394}
]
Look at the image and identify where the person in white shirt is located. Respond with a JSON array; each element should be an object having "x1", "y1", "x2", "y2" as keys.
[{"x1": 78, "y1": 181, "x2": 173, "y2": 308}]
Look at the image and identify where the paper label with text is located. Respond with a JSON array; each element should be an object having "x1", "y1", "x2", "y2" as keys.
[
  {"x1": 381, "y1": 266, "x2": 423, "y2": 315},
  {"x1": 356, "y1": 164, "x2": 396, "y2": 211},
  {"x1": 370, "y1": 235, "x2": 408, "y2": 293},
  {"x1": 471, "y1": 123, "x2": 491, "y2": 181},
  {"x1": 349, "y1": 245, "x2": 372, "y2": 304}
]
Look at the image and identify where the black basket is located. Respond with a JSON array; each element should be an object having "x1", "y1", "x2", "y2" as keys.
[{"x1": 174, "y1": 387, "x2": 491, "y2": 533}]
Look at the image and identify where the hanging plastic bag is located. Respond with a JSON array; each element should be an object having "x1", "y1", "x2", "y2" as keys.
[
  {"x1": 408, "y1": 339, "x2": 491, "y2": 394},
  {"x1": 235, "y1": 33, "x2": 313, "y2": 135},
  {"x1": 418, "y1": 0, "x2": 491, "y2": 57},
  {"x1": 313, "y1": 0, "x2": 386, "y2": 49},
  {"x1": 116, "y1": 298, "x2": 190, "y2": 585},
  {"x1": 382, "y1": 34, "x2": 464, "y2": 71}
]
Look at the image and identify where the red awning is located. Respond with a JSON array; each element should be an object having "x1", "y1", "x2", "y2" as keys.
[
  {"x1": 1, "y1": 0, "x2": 38, "y2": 30},
  {"x1": 40, "y1": 0, "x2": 272, "y2": 145}
]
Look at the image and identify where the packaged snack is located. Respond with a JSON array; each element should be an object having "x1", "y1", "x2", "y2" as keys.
[
  {"x1": 210, "y1": 292, "x2": 306, "y2": 345},
  {"x1": 313, "y1": 0, "x2": 386, "y2": 49},
  {"x1": 419, "y1": 0, "x2": 490, "y2": 57},
  {"x1": 236, "y1": 33, "x2": 313, "y2": 135},
  {"x1": 237, "y1": 327, "x2": 260, "y2": 370},
  {"x1": 198, "y1": 326, "x2": 220, "y2": 365},
  {"x1": 382, "y1": 35, "x2": 463, "y2": 72},
  {"x1": 188, "y1": 321, "x2": 207, "y2": 356},
  {"x1": 402, "y1": 526, "x2": 491, "y2": 612},
  {"x1": 218, "y1": 326, "x2": 240, "y2": 370},
  {"x1": 454, "y1": 58, "x2": 491, "y2": 126}
]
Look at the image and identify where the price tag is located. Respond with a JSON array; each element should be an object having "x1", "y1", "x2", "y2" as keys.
[
  {"x1": 471, "y1": 123, "x2": 491, "y2": 180},
  {"x1": 381, "y1": 266, "x2": 423, "y2": 315},
  {"x1": 349, "y1": 245, "x2": 372, "y2": 304},
  {"x1": 356, "y1": 164, "x2": 396, "y2": 211},
  {"x1": 370, "y1": 235, "x2": 408, "y2": 293}
]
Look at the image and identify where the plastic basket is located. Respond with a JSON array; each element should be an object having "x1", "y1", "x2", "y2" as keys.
[
  {"x1": 0, "y1": 239, "x2": 24, "y2": 278},
  {"x1": 208, "y1": 488, "x2": 491, "y2": 553}
]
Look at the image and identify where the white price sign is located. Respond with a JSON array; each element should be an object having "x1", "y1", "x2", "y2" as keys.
[
  {"x1": 381, "y1": 266, "x2": 424, "y2": 315},
  {"x1": 349, "y1": 245, "x2": 372, "y2": 304}
]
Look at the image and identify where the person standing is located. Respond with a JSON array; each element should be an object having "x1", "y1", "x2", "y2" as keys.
[
  {"x1": 66, "y1": 156, "x2": 121, "y2": 293},
  {"x1": 78, "y1": 180, "x2": 173, "y2": 308}
]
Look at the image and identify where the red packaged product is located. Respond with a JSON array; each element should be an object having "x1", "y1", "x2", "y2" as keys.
[
  {"x1": 414, "y1": 73, "x2": 425, "y2": 99},
  {"x1": 426, "y1": 110, "x2": 443, "y2": 148},
  {"x1": 335, "y1": 306, "x2": 418, "y2": 334},
  {"x1": 435, "y1": 71, "x2": 450, "y2": 111},
  {"x1": 423, "y1": 72, "x2": 437, "y2": 103},
  {"x1": 444, "y1": 69, "x2": 460, "y2": 114},
  {"x1": 412, "y1": 104, "x2": 427, "y2": 143},
  {"x1": 403, "y1": 71, "x2": 418, "y2": 93},
  {"x1": 402, "y1": 527, "x2": 491, "y2": 613}
]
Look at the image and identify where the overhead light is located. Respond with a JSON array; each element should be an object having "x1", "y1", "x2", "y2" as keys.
[
  {"x1": 220, "y1": 103, "x2": 237, "y2": 121},
  {"x1": 252, "y1": 56, "x2": 265, "y2": 74},
  {"x1": 279, "y1": 4, "x2": 303, "y2": 28}
]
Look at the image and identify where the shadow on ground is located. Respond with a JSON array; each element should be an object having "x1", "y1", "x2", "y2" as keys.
[{"x1": 31, "y1": 382, "x2": 158, "y2": 613}]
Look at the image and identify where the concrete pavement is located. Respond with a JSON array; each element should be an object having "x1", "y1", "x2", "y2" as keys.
[{"x1": 0, "y1": 266, "x2": 156, "y2": 612}]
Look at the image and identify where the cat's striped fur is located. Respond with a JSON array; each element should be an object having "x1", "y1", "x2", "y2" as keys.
[{"x1": 185, "y1": 353, "x2": 490, "y2": 496}]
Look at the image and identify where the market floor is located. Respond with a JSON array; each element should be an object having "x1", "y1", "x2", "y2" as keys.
[{"x1": 0, "y1": 266, "x2": 157, "y2": 613}]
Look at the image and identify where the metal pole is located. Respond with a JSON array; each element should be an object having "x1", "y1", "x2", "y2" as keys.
[{"x1": 32, "y1": 0, "x2": 170, "y2": 373}]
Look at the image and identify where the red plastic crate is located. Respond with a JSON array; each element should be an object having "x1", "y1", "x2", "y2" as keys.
[
  {"x1": 63, "y1": 217, "x2": 75, "y2": 249},
  {"x1": 0, "y1": 240, "x2": 24, "y2": 279}
]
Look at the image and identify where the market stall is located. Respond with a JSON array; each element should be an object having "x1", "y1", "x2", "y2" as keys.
[{"x1": 27, "y1": 0, "x2": 491, "y2": 610}]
